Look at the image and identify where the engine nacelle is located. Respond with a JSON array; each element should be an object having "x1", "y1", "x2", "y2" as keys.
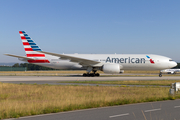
[
  {"x1": 102, "y1": 64, "x2": 120, "y2": 74},
  {"x1": 168, "y1": 71, "x2": 175, "y2": 74}
]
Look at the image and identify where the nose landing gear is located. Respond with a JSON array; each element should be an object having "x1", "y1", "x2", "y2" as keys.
[{"x1": 159, "y1": 72, "x2": 162, "y2": 77}]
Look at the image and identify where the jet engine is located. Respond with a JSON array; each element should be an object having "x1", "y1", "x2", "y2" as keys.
[
  {"x1": 102, "y1": 64, "x2": 120, "y2": 74},
  {"x1": 168, "y1": 72, "x2": 175, "y2": 74}
]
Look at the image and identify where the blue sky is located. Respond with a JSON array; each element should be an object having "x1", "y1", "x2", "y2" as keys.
[{"x1": 1, "y1": 0, "x2": 180, "y2": 62}]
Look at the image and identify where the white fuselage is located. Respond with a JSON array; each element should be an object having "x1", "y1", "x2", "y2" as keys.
[{"x1": 23, "y1": 54, "x2": 177, "y2": 71}]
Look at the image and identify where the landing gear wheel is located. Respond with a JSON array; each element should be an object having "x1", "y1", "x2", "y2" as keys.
[
  {"x1": 95, "y1": 73, "x2": 100, "y2": 76},
  {"x1": 82, "y1": 72, "x2": 100, "y2": 77},
  {"x1": 90, "y1": 73, "x2": 95, "y2": 77},
  {"x1": 83, "y1": 73, "x2": 87, "y2": 77},
  {"x1": 159, "y1": 73, "x2": 162, "y2": 77}
]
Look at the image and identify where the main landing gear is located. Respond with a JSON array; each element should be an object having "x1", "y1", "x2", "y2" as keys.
[
  {"x1": 83, "y1": 68, "x2": 100, "y2": 77},
  {"x1": 159, "y1": 72, "x2": 162, "y2": 77},
  {"x1": 83, "y1": 73, "x2": 100, "y2": 77}
]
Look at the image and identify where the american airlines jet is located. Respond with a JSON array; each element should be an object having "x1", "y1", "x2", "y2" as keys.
[
  {"x1": 161, "y1": 69, "x2": 180, "y2": 74},
  {"x1": 5, "y1": 31, "x2": 177, "y2": 77}
]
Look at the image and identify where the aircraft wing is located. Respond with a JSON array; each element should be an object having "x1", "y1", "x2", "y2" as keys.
[
  {"x1": 39, "y1": 51, "x2": 101, "y2": 66},
  {"x1": 4, "y1": 54, "x2": 35, "y2": 60}
]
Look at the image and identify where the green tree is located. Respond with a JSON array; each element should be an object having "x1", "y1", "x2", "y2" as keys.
[
  {"x1": 12, "y1": 63, "x2": 56, "y2": 70},
  {"x1": 12, "y1": 63, "x2": 20, "y2": 67}
]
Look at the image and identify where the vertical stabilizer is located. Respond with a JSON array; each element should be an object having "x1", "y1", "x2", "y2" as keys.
[{"x1": 19, "y1": 31, "x2": 49, "y2": 63}]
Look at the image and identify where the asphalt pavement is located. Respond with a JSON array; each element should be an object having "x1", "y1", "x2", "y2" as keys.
[
  {"x1": 0, "y1": 76, "x2": 180, "y2": 81},
  {"x1": 5, "y1": 99, "x2": 180, "y2": 120}
]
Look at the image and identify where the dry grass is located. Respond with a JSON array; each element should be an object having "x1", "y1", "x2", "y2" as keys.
[
  {"x1": 125, "y1": 70, "x2": 160, "y2": 74},
  {"x1": 59, "y1": 80, "x2": 180, "y2": 86},
  {"x1": 0, "y1": 71, "x2": 87, "y2": 76},
  {"x1": 0, "y1": 70, "x2": 159, "y2": 74},
  {"x1": 0, "y1": 82, "x2": 179, "y2": 119},
  {"x1": 0, "y1": 70, "x2": 158, "y2": 74},
  {"x1": 0, "y1": 70, "x2": 87, "y2": 74}
]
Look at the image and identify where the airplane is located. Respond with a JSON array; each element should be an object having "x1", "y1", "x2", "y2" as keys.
[
  {"x1": 4, "y1": 31, "x2": 177, "y2": 77},
  {"x1": 160, "y1": 69, "x2": 180, "y2": 74}
]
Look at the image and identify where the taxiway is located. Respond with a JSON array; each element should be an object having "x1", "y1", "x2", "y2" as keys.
[{"x1": 0, "y1": 76, "x2": 180, "y2": 81}]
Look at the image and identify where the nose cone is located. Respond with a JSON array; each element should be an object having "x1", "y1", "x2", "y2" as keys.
[{"x1": 169, "y1": 61, "x2": 177, "y2": 68}]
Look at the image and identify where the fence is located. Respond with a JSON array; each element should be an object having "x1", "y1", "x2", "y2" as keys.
[{"x1": 0, "y1": 66, "x2": 27, "y2": 71}]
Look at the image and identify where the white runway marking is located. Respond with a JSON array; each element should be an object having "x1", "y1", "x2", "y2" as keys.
[
  {"x1": 109, "y1": 113, "x2": 129, "y2": 118},
  {"x1": 174, "y1": 106, "x2": 180, "y2": 108},
  {"x1": 144, "y1": 108, "x2": 161, "y2": 113}
]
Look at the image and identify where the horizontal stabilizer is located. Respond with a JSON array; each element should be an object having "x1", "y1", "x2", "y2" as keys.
[{"x1": 4, "y1": 54, "x2": 35, "y2": 60}]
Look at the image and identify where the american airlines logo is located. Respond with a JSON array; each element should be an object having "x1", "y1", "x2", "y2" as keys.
[
  {"x1": 106, "y1": 57, "x2": 146, "y2": 64},
  {"x1": 146, "y1": 55, "x2": 155, "y2": 64}
]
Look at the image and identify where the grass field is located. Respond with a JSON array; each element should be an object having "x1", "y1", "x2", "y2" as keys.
[
  {"x1": 58, "y1": 80, "x2": 180, "y2": 86},
  {"x1": 0, "y1": 71, "x2": 87, "y2": 76},
  {"x1": 0, "y1": 82, "x2": 179, "y2": 119},
  {"x1": 0, "y1": 70, "x2": 162, "y2": 75}
]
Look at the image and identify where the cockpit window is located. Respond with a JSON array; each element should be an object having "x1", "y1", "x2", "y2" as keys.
[{"x1": 169, "y1": 59, "x2": 174, "y2": 61}]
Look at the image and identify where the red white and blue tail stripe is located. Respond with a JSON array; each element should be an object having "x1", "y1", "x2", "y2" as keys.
[{"x1": 19, "y1": 31, "x2": 50, "y2": 63}]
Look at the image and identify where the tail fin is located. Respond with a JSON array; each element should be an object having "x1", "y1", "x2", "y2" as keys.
[{"x1": 19, "y1": 31, "x2": 49, "y2": 63}]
